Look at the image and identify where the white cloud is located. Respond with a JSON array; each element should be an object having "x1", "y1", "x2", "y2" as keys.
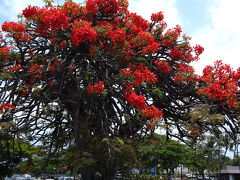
[
  {"x1": 191, "y1": 0, "x2": 240, "y2": 74},
  {"x1": 0, "y1": 0, "x2": 45, "y2": 21},
  {"x1": 128, "y1": 0, "x2": 182, "y2": 29}
]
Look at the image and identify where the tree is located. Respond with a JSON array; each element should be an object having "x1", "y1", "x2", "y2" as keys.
[
  {"x1": 136, "y1": 135, "x2": 187, "y2": 176},
  {"x1": 0, "y1": 122, "x2": 37, "y2": 179},
  {"x1": 153, "y1": 139, "x2": 187, "y2": 176},
  {"x1": 1, "y1": 0, "x2": 240, "y2": 179}
]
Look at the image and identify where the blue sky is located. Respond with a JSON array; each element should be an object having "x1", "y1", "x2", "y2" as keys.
[{"x1": 0, "y1": 0, "x2": 239, "y2": 74}]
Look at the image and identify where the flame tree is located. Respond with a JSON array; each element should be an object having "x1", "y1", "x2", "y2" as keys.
[{"x1": 1, "y1": 0, "x2": 240, "y2": 178}]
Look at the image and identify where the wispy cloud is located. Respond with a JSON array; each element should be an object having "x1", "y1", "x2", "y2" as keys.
[
  {"x1": 191, "y1": 0, "x2": 240, "y2": 74},
  {"x1": 0, "y1": 0, "x2": 45, "y2": 21},
  {"x1": 128, "y1": 0, "x2": 182, "y2": 28}
]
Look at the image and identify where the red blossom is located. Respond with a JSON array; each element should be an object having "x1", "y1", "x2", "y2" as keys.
[
  {"x1": 9, "y1": 64, "x2": 22, "y2": 72},
  {"x1": 62, "y1": 1, "x2": 83, "y2": 18},
  {"x1": 110, "y1": 29, "x2": 126, "y2": 45},
  {"x1": 22, "y1": 5, "x2": 39, "y2": 19},
  {"x1": 142, "y1": 42, "x2": 159, "y2": 54},
  {"x1": 142, "y1": 105, "x2": 163, "y2": 120},
  {"x1": 126, "y1": 12, "x2": 150, "y2": 31},
  {"x1": 151, "y1": 11, "x2": 164, "y2": 22},
  {"x1": 197, "y1": 60, "x2": 240, "y2": 108},
  {"x1": 2, "y1": 22, "x2": 25, "y2": 32},
  {"x1": 49, "y1": 65, "x2": 55, "y2": 73},
  {"x1": 86, "y1": 0, "x2": 127, "y2": 16},
  {"x1": 169, "y1": 48, "x2": 184, "y2": 59},
  {"x1": 29, "y1": 63, "x2": 42, "y2": 74},
  {"x1": 87, "y1": 81, "x2": 105, "y2": 94},
  {"x1": 174, "y1": 63, "x2": 197, "y2": 84},
  {"x1": 0, "y1": 102, "x2": 15, "y2": 113},
  {"x1": 131, "y1": 64, "x2": 158, "y2": 85},
  {"x1": 39, "y1": 7, "x2": 69, "y2": 31},
  {"x1": 71, "y1": 20, "x2": 96, "y2": 46},
  {"x1": 69, "y1": 66, "x2": 73, "y2": 72},
  {"x1": 47, "y1": 80, "x2": 53, "y2": 87},
  {"x1": 120, "y1": 68, "x2": 132, "y2": 78},
  {"x1": 194, "y1": 44, "x2": 204, "y2": 57},
  {"x1": 154, "y1": 60, "x2": 172, "y2": 74},
  {"x1": 124, "y1": 90, "x2": 146, "y2": 109},
  {"x1": 0, "y1": 46, "x2": 11, "y2": 61}
]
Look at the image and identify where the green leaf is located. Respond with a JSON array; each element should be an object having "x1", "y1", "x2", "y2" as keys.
[
  {"x1": 152, "y1": 87, "x2": 163, "y2": 99},
  {"x1": 117, "y1": 138, "x2": 124, "y2": 145},
  {"x1": 102, "y1": 138, "x2": 109, "y2": 143}
]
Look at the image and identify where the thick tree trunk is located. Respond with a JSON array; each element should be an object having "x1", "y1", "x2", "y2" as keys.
[
  {"x1": 71, "y1": 107, "x2": 110, "y2": 180},
  {"x1": 63, "y1": 80, "x2": 115, "y2": 180}
]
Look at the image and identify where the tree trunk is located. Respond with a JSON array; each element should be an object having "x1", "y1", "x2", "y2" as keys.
[{"x1": 63, "y1": 81, "x2": 115, "y2": 180}]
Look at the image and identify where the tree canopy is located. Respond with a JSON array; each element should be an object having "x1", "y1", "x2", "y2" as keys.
[{"x1": 1, "y1": 0, "x2": 240, "y2": 178}]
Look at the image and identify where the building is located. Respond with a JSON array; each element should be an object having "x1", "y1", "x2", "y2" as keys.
[{"x1": 219, "y1": 166, "x2": 240, "y2": 180}]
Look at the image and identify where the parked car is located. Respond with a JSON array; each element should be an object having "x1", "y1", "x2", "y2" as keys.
[{"x1": 58, "y1": 177, "x2": 74, "y2": 180}]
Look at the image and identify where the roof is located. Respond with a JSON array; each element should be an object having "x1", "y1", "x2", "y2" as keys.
[{"x1": 220, "y1": 166, "x2": 240, "y2": 174}]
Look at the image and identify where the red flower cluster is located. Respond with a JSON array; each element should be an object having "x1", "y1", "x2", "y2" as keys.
[
  {"x1": 28, "y1": 63, "x2": 44, "y2": 83},
  {"x1": 165, "y1": 25, "x2": 182, "y2": 40},
  {"x1": 2, "y1": 21, "x2": 31, "y2": 42},
  {"x1": 62, "y1": 2, "x2": 83, "y2": 19},
  {"x1": 169, "y1": 48, "x2": 184, "y2": 59},
  {"x1": 2, "y1": 22, "x2": 25, "y2": 32},
  {"x1": 144, "y1": 105, "x2": 163, "y2": 130},
  {"x1": 124, "y1": 90, "x2": 147, "y2": 109},
  {"x1": 174, "y1": 63, "x2": 198, "y2": 84},
  {"x1": 124, "y1": 89, "x2": 163, "y2": 129},
  {"x1": 49, "y1": 60, "x2": 61, "y2": 73},
  {"x1": 197, "y1": 60, "x2": 240, "y2": 108},
  {"x1": 120, "y1": 68, "x2": 132, "y2": 78},
  {"x1": 0, "y1": 46, "x2": 11, "y2": 61},
  {"x1": 131, "y1": 64, "x2": 158, "y2": 85},
  {"x1": 188, "y1": 128, "x2": 206, "y2": 141},
  {"x1": 137, "y1": 31, "x2": 154, "y2": 45},
  {"x1": 154, "y1": 60, "x2": 172, "y2": 74},
  {"x1": 194, "y1": 44, "x2": 204, "y2": 57},
  {"x1": 86, "y1": 0, "x2": 128, "y2": 16},
  {"x1": 87, "y1": 81, "x2": 105, "y2": 94},
  {"x1": 0, "y1": 102, "x2": 15, "y2": 113},
  {"x1": 49, "y1": 65, "x2": 55, "y2": 73},
  {"x1": 152, "y1": 141, "x2": 158, "y2": 144},
  {"x1": 151, "y1": 11, "x2": 164, "y2": 22},
  {"x1": 22, "y1": 167, "x2": 27, "y2": 173},
  {"x1": 110, "y1": 29, "x2": 126, "y2": 46},
  {"x1": 9, "y1": 64, "x2": 22, "y2": 72},
  {"x1": 47, "y1": 80, "x2": 53, "y2": 87},
  {"x1": 142, "y1": 42, "x2": 159, "y2": 54},
  {"x1": 71, "y1": 20, "x2": 96, "y2": 46},
  {"x1": 22, "y1": 5, "x2": 39, "y2": 19},
  {"x1": 38, "y1": 7, "x2": 69, "y2": 31},
  {"x1": 22, "y1": 6, "x2": 69, "y2": 36},
  {"x1": 29, "y1": 63, "x2": 42, "y2": 74},
  {"x1": 142, "y1": 105, "x2": 163, "y2": 120},
  {"x1": 126, "y1": 12, "x2": 150, "y2": 32}
]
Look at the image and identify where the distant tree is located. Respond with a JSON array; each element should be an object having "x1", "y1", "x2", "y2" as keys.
[
  {"x1": 137, "y1": 135, "x2": 187, "y2": 176},
  {"x1": 156, "y1": 139, "x2": 187, "y2": 176},
  {"x1": 0, "y1": 122, "x2": 36, "y2": 178},
  {"x1": 184, "y1": 133, "x2": 235, "y2": 179}
]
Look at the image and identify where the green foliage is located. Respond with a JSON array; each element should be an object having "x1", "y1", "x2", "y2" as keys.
[
  {"x1": 152, "y1": 87, "x2": 163, "y2": 99},
  {"x1": 135, "y1": 174, "x2": 163, "y2": 180},
  {"x1": 0, "y1": 135, "x2": 37, "y2": 177},
  {"x1": 136, "y1": 135, "x2": 188, "y2": 176},
  {"x1": 189, "y1": 104, "x2": 224, "y2": 125}
]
